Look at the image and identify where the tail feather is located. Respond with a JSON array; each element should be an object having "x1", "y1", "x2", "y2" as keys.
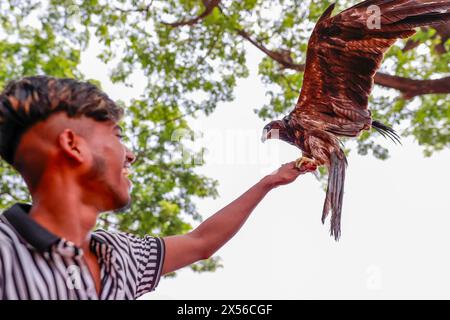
[
  {"x1": 372, "y1": 120, "x2": 401, "y2": 144},
  {"x1": 322, "y1": 150, "x2": 347, "y2": 241}
]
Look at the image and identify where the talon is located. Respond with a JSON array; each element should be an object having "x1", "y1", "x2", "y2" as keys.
[{"x1": 295, "y1": 156, "x2": 317, "y2": 170}]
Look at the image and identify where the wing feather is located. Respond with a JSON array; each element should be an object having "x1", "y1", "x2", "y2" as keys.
[{"x1": 291, "y1": 0, "x2": 450, "y2": 137}]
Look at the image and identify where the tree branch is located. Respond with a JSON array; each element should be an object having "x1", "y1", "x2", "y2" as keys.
[
  {"x1": 373, "y1": 73, "x2": 450, "y2": 99},
  {"x1": 434, "y1": 23, "x2": 450, "y2": 54},
  {"x1": 237, "y1": 29, "x2": 450, "y2": 99},
  {"x1": 114, "y1": 0, "x2": 153, "y2": 14},
  {"x1": 236, "y1": 29, "x2": 304, "y2": 71},
  {"x1": 162, "y1": 0, "x2": 221, "y2": 27},
  {"x1": 197, "y1": 27, "x2": 221, "y2": 65}
]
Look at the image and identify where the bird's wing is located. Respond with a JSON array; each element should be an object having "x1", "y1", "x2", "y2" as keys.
[{"x1": 291, "y1": 0, "x2": 450, "y2": 137}]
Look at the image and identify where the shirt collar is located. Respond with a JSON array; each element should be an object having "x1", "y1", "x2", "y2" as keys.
[
  {"x1": 3, "y1": 203, "x2": 60, "y2": 253},
  {"x1": 2, "y1": 203, "x2": 107, "y2": 254}
]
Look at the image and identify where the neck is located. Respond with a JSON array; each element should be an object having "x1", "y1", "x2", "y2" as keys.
[{"x1": 28, "y1": 174, "x2": 99, "y2": 250}]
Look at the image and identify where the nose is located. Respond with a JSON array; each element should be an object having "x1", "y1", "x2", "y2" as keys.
[{"x1": 125, "y1": 147, "x2": 137, "y2": 165}]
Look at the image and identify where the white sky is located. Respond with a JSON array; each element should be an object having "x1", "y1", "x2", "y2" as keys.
[{"x1": 80, "y1": 36, "x2": 450, "y2": 300}]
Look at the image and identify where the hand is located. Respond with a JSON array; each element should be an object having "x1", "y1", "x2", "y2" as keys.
[{"x1": 264, "y1": 161, "x2": 317, "y2": 188}]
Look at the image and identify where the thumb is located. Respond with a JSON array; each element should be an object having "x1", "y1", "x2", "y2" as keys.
[{"x1": 297, "y1": 162, "x2": 317, "y2": 173}]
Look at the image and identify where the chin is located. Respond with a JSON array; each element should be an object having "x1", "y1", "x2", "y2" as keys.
[
  {"x1": 103, "y1": 175, "x2": 132, "y2": 212},
  {"x1": 109, "y1": 183, "x2": 132, "y2": 213},
  {"x1": 111, "y1": 196, "x2": 132, "y2": 213}
]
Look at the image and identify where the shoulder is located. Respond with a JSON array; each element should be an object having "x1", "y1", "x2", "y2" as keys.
[{"x1": 92, "y1": 229, "x2": 163, "y2": 253}]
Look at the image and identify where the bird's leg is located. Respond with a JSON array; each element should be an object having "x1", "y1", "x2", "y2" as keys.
[{"x1": 295, "y1": 156, "x2": 317, "y2": 170}]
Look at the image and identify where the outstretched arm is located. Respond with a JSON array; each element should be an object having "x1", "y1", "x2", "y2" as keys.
[{"x1": 161, "y1": 161, "x2": 316, "y2": 275}]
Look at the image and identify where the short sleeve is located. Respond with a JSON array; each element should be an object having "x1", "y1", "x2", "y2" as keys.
[{"x1": 117, "y1": 232, "x2": 165, "y2": 298}]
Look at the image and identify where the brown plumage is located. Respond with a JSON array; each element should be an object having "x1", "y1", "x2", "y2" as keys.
[{"x1": 262, "y1": 0, "x2": 450, "y2": 240}]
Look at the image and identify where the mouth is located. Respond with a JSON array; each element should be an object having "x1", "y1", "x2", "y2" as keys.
[
  {"x1": 122, "y1": 164, "x2": 132, "y2": 177},
  {"x1": 122, "y1": 166, "x2": 133, "y2": 190}
]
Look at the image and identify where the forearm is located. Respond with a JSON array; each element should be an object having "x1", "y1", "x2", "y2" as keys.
[
  {"x1": 161, "y1": 161, "x2": 311, "y2": 274},
  {"x1": 191, "y1": 175, "x2": 277, "y2": 258}
]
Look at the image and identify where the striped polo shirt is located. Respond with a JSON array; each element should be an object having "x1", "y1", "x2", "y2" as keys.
[{"x1": 0, "y1": 203, "x2": 165, "y2": 300}]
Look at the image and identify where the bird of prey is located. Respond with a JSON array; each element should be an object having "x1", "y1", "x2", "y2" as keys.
[{"x1": 261, "y1": 0, "x2": 450, "y2": 240}]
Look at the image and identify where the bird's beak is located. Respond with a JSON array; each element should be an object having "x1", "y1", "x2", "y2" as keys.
[{"x1": 261, "y1": 129, "x2": 269, "y2": 143}]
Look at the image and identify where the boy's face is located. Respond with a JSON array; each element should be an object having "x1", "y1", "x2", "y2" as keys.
[
  {"x1": 83, "y1": 120, "x2": 135, "y2": 212},
  {"x1": 14, "y1": 112, "x2": 136, "y2": 213}
]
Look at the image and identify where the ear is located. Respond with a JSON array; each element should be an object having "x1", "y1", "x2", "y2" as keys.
[{"x1": 58, "y1": 129, "x2": 88, "y2": 164}]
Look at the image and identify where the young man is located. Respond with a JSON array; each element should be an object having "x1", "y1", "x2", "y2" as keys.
[{"x1": 0, "y1": 76, "x2": 315, "y2": 299}]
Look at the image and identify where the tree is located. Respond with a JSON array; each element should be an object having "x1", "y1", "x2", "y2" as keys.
[{"x1": 0, "y1": 0, "x2": 448, "y2": 274}]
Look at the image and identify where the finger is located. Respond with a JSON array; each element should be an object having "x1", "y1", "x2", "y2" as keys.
[
  {"x1": 294, "y1": 160, "x2": 316, "y2": 171},
  {"x1": 298, "y1": 164, "x2": 317, "y2": 173}
]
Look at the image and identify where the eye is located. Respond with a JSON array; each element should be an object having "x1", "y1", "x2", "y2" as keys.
[{"x1": 116, "y1": 134, "x2": 125, "y2": 140}]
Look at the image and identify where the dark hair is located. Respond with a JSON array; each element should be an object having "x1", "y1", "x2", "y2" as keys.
[{"x1": 0, "y1": 76, "x2": 124, "y2": 165}]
